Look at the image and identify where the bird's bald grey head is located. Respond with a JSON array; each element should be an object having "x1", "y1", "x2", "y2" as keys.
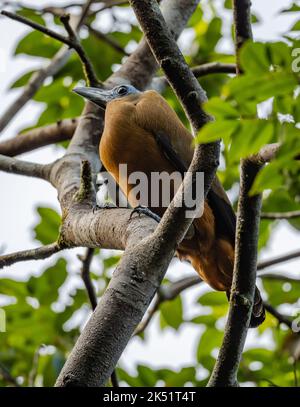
[{"x1": 73, "y1": 84, "x2": 140, "y2": 109}]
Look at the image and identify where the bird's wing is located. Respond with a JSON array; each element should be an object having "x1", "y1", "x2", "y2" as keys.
[{"x1": 152, "y1": 130, "x2": 236, "y2": 244}]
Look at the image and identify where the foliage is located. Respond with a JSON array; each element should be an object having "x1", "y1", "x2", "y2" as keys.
[{"x1": 1, "y1": 0, "x2": 300, "y2": 388}]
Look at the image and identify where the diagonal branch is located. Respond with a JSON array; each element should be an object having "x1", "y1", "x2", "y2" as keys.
[
  {"x1": 264, "y1": 303, "x2": 293, "y2": 329},
  {"x1": 0, "y1": 243, "x2": 61, "y2": 269},
  {"x1": 0, "y1": 118, "x2": 78, "y2": 157},
  {"x1": 0, "y1": 1, "x2": 94, "y2": 134},
  {"x1": 1, "y1": 10, "x2": 99, "y2": 87},
  {"x1": 257, "y1": 249, "x2": 300, "y2": 271},
  {"x1": 87, "y1": 25, "x2": 129, "y2": 56},
  {"x1": 0, "y1": 154, "x2": 52, "y2": 180}
]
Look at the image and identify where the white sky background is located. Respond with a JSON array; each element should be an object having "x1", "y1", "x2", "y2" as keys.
[{"x1": 0, "y1": 0, "x2": 299, "y2": 381}]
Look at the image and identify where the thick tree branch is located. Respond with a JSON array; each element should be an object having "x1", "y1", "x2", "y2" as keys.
[
  {"x1": 232, "y1": 0, "x2": 252, "y2": 74},
  {"x1": 129, "y1": 0, "x2": 211, "y2": 130},
  {"x1": 107, "y1": 0, "x2": 201, "y2": 90},
  {"x1": 208, "y1": 159, "x2": 263, "y2": 387},
  {"x1": 0, "y1": 243, "x2": 61, "y2": 269},
  {"x1": 0, "y1": 154, "x2": 52, "y2": 180},
  {"x1": 208, "y1": 0, "x2": 255, "y2": 387},
  {"x1": 0, "y1": 119, "x2": 78, "y2": 157}
]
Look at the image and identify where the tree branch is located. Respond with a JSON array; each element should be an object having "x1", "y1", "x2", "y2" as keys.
[
  {"x1": 261, "y1": 211, "x2": 300, "y2": 220},
  {"x1": 134, "y1": 275, "x2": 201, "y2": 335},
  {"x1": 208, "y1": 159, "x2": 262, "y2": 387},
  {"x1": 0, "y1": 242, "x2": 61, "y2": 269},
  {"x1": 232, "y1": 0, "x2": 252, "y2": 74},
  {"x1": 1, "y1": 10, "x2": 99, "y2": 87},
  {"x1": 257, "y1": 249, "x2": 300, "y2": 271},
  {"x1": 264, "y1": 303, "x2": 293, "y2": 330},
  {"x1": 87, "y1": 25, "x2": 129, "y2": 56},
  {"x1": 0, "y1": 361, "x2": 20, "y2": 387},
  {"x1": 0, "y1": 118, "x2": 78, "y2": 157},
  {"x1": 129, "y1": 0, "x2": 211, "y2": 130},
  {"x1": 0, "y1": 1, "x2": 94, "y2": 134},
  {"x1": 0, "y1": 154, "x2": 52, "y2": 180},
  {"x1": 78, "y1": 248, "x2": 98, "y2": 310},
  {"x1": 155, "y1": 62, "x2": 236, "y2": 89},
  {"x1": 208, "y1": 0, "x2": 255, "y2": 387}
]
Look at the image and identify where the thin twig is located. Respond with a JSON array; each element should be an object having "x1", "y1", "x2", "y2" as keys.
[
  {"x1": 60, "y1": 13, "x2": 99, "y2": 86},
  {"x1": 1, "y1": 10, "x2": 99, "y2": 86},
  {"x1": 0, "y1": 1, "x2": 93, "y2": 134},
  {"x1": 0, "y1": 242, "x2": 61, "y2": 269},
  {"x1": 264, "y1": 303, "x2": 293, "y2": 329},
  {"x1": 78, "y1": 248, "x2": 97, "y2": 310},
  {"x1": 0, "y1": 362, "x2": 20, "y2": 387},
  {"x1": 87, "y1": 25, "x2": 129, "y2": 56},
  {"x1": 261, "y1": 211, "x2": 300, "y2": 220},
  {"x1": 0, "y1": 118, "x2": 78, "y2": 157},
  {"x1": 156, "y1": 62, "x2": 236, "y2": 88},
  {"x1": 257, "y1": 249, "x2": 300, "y2": 271}
]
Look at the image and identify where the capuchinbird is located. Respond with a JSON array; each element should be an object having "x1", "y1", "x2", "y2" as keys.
[{"x1": 74, "y1": 84, "x2": 265, "y2": 327}]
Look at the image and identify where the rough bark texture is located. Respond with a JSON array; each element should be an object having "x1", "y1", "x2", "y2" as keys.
[{"x1": 208, "y1": 159, "x2": 263, "y2": 386}]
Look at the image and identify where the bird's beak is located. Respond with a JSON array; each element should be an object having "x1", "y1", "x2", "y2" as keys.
[{"x1": 73, "y1": 87, "x2": 113, "y2": 109}]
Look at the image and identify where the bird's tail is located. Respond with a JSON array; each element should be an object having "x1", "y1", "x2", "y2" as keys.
[{"x1": 249, "y1": 286, "x2": 266, "y2": 328}]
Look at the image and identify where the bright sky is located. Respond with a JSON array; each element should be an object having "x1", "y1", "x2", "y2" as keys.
[{"x1": 0, "y1": 0, "x2": 299, "y2": 380}]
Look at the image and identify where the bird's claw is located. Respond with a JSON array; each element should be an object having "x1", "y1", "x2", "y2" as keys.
[
  {"x1": 92, "y1": 203, "x2": 116, "y2": 213},
  {"x1": 130, "y1": 206, "x2": 161, "y2": 223}
]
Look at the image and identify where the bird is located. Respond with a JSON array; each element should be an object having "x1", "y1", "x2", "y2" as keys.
[{"x1": 73, "y1": 84, "x2": 265, "y2": 328}]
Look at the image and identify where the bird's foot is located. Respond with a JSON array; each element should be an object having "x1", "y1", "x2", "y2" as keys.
[
  {"x1": 92, "y1": 202, "x2": 116, "y2": 213},
  {"x1": 130, "y1": 206, "x2": 161, "y2": 223}
]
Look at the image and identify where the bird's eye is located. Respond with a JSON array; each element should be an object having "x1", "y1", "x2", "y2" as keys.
[{"x1": 116, "y1": 86, "x2": 128, "y2": 96}]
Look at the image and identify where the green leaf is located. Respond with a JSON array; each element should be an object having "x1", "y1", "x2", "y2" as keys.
[
  {"x1": 240, "y1": 42, "x2": 270, "y2": 74},
  {"x1": 290, "y1": 20, "x2": 300, "y2": 31},
  {"x1": 229, "y1": 120, "x2": 274, "y2": 163},
  {"x1": 17, "y1": 8, "x2": 46, "y2": 25},
  {"x1": 225, "y1": 72, "x2": 297, "y2": 103},
  {"x1": 263, "y1": 278, "x2": 300, "y2": 306},
  {"x1": 197, "y1": 328, "x2": 223, "y2": 362},
  {"x1": 198, "y1": 291, "x2": 227, "y2": 306},
  {"x1": 15, "y1": 31, "x2": 60, "y2": 58},
  {"x1": 137, "y1": 365, "x2": 158, "y2": 386},
  {"x1": 34, "y1": 207, "x2": 60, "y2": 245},
  {"x1": 281, "y1": 3, "x2": 300, "y2": 13},
  {"x1": 160, "y1": 295, "x2": 183, "y2": 330},
  {"x1": 204, "y1": 97, "x2": 239, "y2": 120},
  {"x1": 26, "y1": 258, "x2": 68, "y2": 305},
  {"x1": 195, "y1": 120, "x2": 238, "y2": 144},
  {"x1": 249, "y1": 162, "x2": 283, "y2": 195},
  {"x1": 10, "y1": 70, "x2": 36, "y2": 89}
]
